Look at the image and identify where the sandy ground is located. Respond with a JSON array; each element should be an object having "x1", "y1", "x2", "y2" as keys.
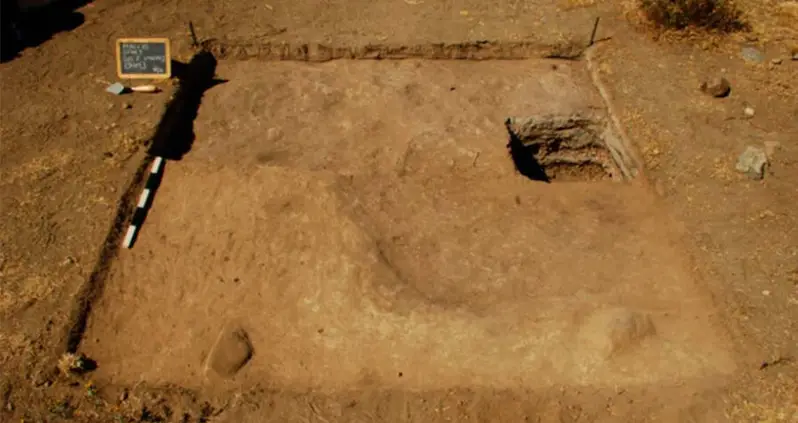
[{"x1": 1, "y1": 0, "x2": 797, "y2": 422}]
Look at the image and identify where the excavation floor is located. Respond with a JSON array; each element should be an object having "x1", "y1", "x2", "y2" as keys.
[{"x1": 82, "y1": 60, "x2": 734, "y2": 393}]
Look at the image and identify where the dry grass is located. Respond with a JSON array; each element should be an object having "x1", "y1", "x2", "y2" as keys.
[
  {"x1": 559, "y1": 0, "x2": 598, "y2": 10},
  {"x1": 639, "y1": 0, "x2": 748, "y2": 31},
  {"x1": 726, "y1": 373, "x2": 798, "y2": 423},
  {"x1": 57, "y1": 353, "x2": 94, "y2": 376}
]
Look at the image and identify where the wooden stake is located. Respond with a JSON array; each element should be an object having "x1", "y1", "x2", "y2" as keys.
[{"x1": 188, "y1": 21, "x2": 199, "y2": 48}]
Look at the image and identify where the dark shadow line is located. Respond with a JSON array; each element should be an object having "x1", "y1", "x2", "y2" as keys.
[
  {"x1": 148, "y1": 51, "x2": 227, "y2": 160},
  {"x1": 505, "y1": 118, "x2": 551, "y2": 183},
  {"x1": 64, "y1": 155, "x2": 154, "y2": 352}
]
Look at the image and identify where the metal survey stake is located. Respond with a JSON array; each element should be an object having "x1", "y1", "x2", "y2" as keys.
[{"x1": 589, "y1": 17, "x2": 600, "y2": 47}]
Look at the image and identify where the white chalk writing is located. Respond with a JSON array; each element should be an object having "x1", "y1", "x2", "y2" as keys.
[{"x1": 119, "y1": 42, "x2": 167, "y2": 74}]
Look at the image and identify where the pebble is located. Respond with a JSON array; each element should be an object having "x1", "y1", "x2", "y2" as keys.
[
  {"x1": 762, "y1": 290, "x2": 771, "y2": 296},
  {"x1": 700, "y1": 77, "x2": 731, "y2": 98},
  {"x1": 123, "y1": 102, "x2": 132, "y2": 109},
  {"x1": 735, "y1": 146, "x2": 769, "y2": 180},
  {"x1": 771, "y1": 58, "x2": 782, "y2": 65},
  {"x1": 793, "y1": 52, "x2": 798, "y2": 61},
  {"x1": 266, "y1": 127, "x2": 283, "y2": 142},
  {"x1": 758, "y1": 210, "x2": 775, "y2": 219},
  {"x1": 744, "y1": 106, "x2": 755, "y2": 117}
]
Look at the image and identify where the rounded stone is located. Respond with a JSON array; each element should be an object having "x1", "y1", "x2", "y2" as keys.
[{"x1": 700, "y1": 77, "x2": 731, "y2": 98}]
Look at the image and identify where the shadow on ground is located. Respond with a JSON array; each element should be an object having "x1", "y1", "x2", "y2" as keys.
[
  {"x1": 0, "y1": 0, "x2": 92, "y2": 63},
  {"x1": 64, "y1": 50, "x2": 228, "y2": 352},
  {"x1": 505, "y1": 118, "x2": 551, "y2": 183},
  {"x1": 149, "y1": 53, "x2": 228, "y2": 161}
]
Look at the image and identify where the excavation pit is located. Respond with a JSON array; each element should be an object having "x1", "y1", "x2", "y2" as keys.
[
  {"x1": 81, "y1": 60, "x2": 733, "y2": 394},
  {"x1": 506, "y1": 115, "x2": 632, "y2": 182}
]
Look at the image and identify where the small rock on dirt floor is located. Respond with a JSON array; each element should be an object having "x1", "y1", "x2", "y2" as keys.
[
  {"x1": 735, "y1": 146, "x2": 769, "y2": 180},
  {"x1": 206, "y1": 325, "x2": 253, "y2": 378},
  {"x1": 700, "y1": 77, "x2": 731, "y2": 98},
  {"x1": 741, "y1": 46, "x2": 765, "y2": 63}
]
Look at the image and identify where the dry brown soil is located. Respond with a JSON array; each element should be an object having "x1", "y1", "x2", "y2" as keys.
[{"x1": 1, "y1": 0, "x2": 797, "y2": 422}]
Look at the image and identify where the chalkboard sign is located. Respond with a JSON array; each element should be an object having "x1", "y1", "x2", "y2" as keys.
[{"x1": 116, "y1": 38, "x2": 171, "y2": 79}]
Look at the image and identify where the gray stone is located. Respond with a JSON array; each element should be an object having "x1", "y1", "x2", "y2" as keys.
[
  {"x1": 206, "y1": 325, "x2": 253, "y2": 378},
  {"x1": 700, "y1": 77, "x2": 731, "y2": 98},
  {"x1": 741, "y1": 46, "x2": 764, "y2": 63},
  {"x1": 735, "y1": 146, "x2": 769, "y2": 180}
]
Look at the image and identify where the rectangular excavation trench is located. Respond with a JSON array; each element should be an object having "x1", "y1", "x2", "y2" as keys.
[{"x1": 81, "y1": 59, "x2": 734, "y2": 394}]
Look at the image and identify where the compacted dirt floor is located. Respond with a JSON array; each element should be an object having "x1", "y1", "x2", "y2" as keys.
[
  {"x1": 82, "y1": 60, "x2": 734, "y2": 393},
  {"x1": 1, "y1": 0, "x2": 797, "y2": 422}
]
